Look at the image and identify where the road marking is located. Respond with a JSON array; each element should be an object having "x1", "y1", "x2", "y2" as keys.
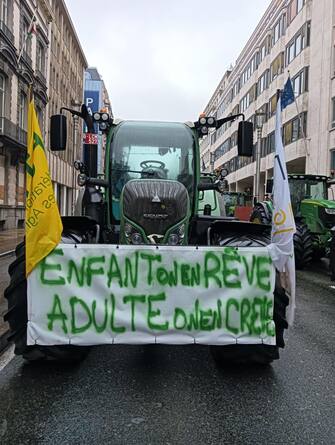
[{"x1": 0, "y1": 345, "x2": 15, "y2": 372}]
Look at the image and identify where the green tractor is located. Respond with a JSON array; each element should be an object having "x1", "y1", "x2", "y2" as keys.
[
  {"x1": 198, "y1": 172, "x2": 229, "y2": 217},
  {"x1": 4, "y1": 108, "x2": 289, "y2": 365},
  {"x1": 251, "y1": 174, "x2": 335, "y2": 269}
]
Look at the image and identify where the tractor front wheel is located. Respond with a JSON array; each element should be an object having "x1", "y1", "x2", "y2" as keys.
[
  {"x1": 4, "y1": 236, "x2": 90, "y2": 363},
  {"x1": 209, "y1": 232, "x2": 289, "y2": 366},
  {"x1": 294, "y1": 222, "x2": 313, "y2": 270}
]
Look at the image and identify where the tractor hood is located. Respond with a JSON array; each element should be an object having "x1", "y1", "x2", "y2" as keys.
[{"x1": 301, "y1": 199, "x2": 335, "y2": 208}]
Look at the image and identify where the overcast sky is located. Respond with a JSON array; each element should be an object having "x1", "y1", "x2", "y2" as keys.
[{"x1": 65, "y1": 0, "x2": 271, "y2": 122}]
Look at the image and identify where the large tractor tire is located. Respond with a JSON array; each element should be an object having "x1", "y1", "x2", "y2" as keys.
[
  {"x1": 250, "y1": 204, "x2": 272, "y2": 225},
  {"x1": 4, "y1": 231, "x2": 91, "y2": 363},
  {"x1": 294, "y1": 222, "x2": 313, "y2": 270},
  {"x1": 210, "y1": 232, "x2": 289, "y2": 366}
]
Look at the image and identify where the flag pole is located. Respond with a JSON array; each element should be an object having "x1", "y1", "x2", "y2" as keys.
[{"x1": 17, "y1": 8, "x2": 38, "y2": 66}]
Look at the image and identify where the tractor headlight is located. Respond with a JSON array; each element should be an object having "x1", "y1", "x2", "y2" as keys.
[
  {"x1": 131, "y1": 232, "x2": 143, "y2": 245},
  {"x1": 167, "y1": 223, "x2": 185, "y2": 245},
  {"x1": 101, "y1": 113, "x2": 109, "y2": 121},
  {"x1": 93, "y1": 112, "x2": 101, "y2": 121},
  {"x1": 325, "y1": 208, "x2": 335, "y2": 215},
  {"x1": 168, "y1": 233, "x2": 179, "y2": 245}
]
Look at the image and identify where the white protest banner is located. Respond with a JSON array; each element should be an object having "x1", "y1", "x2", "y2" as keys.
[{"x1": 27, "y1": 244, "x2": 276, "y2": 346}]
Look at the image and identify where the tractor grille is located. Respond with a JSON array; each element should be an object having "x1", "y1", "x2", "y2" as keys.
[
  {"x1": 122, "y1": 179, "x2": 189, "y2": 236},
  {"x1": 319, "y1": 207, "x2": 335, "y2": 229}
]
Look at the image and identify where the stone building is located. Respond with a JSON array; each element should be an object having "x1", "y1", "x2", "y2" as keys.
[
  {"x1": 200, "y1": 0, "x2": 335, "y2": 199},
  {"x1": 0, "y1": 0, "x2": 88, "y2": 229},
  {"x1": 47, "y1": 0, "x2": 87, "y2": 216},
  {"x1": 0, "y1": 0, "x2": 52, "y2": 229}
]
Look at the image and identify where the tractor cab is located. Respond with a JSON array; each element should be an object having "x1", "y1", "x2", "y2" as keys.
[
  {"x1": 288, "y1": 174, "x2": 335, "y2": 233},
  {"x1": 288, "y1": 174, "x2": 330, "y2": 214}
]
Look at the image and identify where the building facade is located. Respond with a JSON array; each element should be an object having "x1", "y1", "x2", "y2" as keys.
[
  {"x1": 84, "y1": 67, "x2": 112, "y2": 175},
  {"x1": 0, "y1": 0, "x2": 52, "y2": 229},
  {"x1": 47, "y1": 0, "x2": 87, "y2": 217},
  {"x1": 201, "y1": 0, "x2": 335, "y2": 200},
  {"x1": 0, "y1": 0, "x2": 90, "y2": 229}
]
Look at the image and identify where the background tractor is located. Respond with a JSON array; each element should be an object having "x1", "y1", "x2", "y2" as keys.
[
  {"x1": 223, "y1": 191, "x2": 253, "y2": 221},
  {"x1": 251, "y1": 174, "x2": 335, "y2": 269},
  {"x1": 4, "y1": 107, "x2": 289, "y2": 365}
]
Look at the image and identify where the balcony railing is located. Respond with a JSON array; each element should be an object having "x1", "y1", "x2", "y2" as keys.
[
  {"x1": 0, "y1": 117, "x2": 27, "y2": 147},
  {"x1": 0, "y1": 20, "x2": 14, "y2": 43}
]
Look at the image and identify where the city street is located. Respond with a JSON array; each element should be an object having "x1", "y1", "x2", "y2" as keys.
[{"x1": 0, "y1": 257, "x2": 334, "y2": 445}]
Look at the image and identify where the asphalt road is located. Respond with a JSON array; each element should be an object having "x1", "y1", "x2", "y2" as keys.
[{"x1": 0, "y1": 264, "x2": 334, "y2": 445}]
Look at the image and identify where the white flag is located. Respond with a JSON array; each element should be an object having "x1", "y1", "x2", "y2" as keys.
[{"x1": 267, "y1": 96, "x2": 296, "y2": 325}]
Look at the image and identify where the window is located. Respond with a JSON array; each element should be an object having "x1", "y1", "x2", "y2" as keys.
[
  {"x1": 283, "y1": 113, "x2": 307, "y2": 145},
  {"x1": 36, "y1": 41, "x2": 45, "y2": 75},
  {"x1": 240, "y1": 92, "x2": 250, "y2": 113},
  {"x1": 273, "y1": 16, "x2": 285, "y2": 45},
  {"x1": 36, "y1": 105, "x2": 44, "y2": 135},
  {"x1": 19, "y1": 92, "x2": 27, "y2": 130},
  {"x1": 285, "y1": 23, "x2": 309, "y2": 65},
  {"x1": 330, "y1": 150, "x2": 335, "y2": 171},
  {"x1": 331, "y1": 98, "x2": 335, "y2": 129},
  {"x1": 0, "y1": 73, "x2": 4, "y2": 116},
  {"x1": 259, "y1": 43, "x2": 266, "y2": 63},
  {"x1": 240, "y1": 53, "x2": 258, "y2": 87},
  {"x1": 0, "y1": 0, "x2": 8, "y2": 25},
  {"x1": 297, "y1": 0, "x2": 304, "y2": 13},
  {"x1": 292, "y1": 67, "x2": 309, "y2": 97},
  {"x1": 269, "y1": 94, "x2": 278, "y2": 117},
  {"x1": 0, "y1": 73, "x2": 4, "y2": 132},
  {"x1": 214, "y1": 138, "x2": 231, "y2": 161},
  {"x1": 256, "y1": 103, "x2": 269, "y2": 124},
  {"x1": 21, "y1": 17, "x2": 32, "y2": 56},
  {"x1": 270, "y1": 52, "x2": 284, "y2": 81},
  {"x1": 287, "y1": 0, "x2": 305, "y2": 25},
  {"x1": 257, "y1": 70, "x2": 269, "y2": 96}
]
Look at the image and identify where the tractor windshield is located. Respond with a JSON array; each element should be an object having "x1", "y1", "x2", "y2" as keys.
[
  {"x1": 110, "y1": 121, "x2": 196, "y2": 220},
  {"x1": 289, "y1": 178, "x2": 328, "y2": 214},
  {"x1": 289, "y1": 178, "x2": 327, "y2": 203}
]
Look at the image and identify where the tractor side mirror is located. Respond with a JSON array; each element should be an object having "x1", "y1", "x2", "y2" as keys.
[
  {"x1": 266, "y1": 179, "x2": 273, "y2": 194},
  {"x1": 50, "y1": 114, "x2": 67, "y2": 151},
  {"x1": 237, "y1": 121, "x2": 253, "y2": 157}
]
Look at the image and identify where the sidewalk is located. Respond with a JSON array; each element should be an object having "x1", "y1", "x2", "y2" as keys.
[{"x1": 0, "y1": 229, "x2": 24, "y2": 255}]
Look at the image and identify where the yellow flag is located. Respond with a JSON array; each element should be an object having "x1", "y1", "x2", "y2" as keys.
[{"x1": 25, "y1": 99, "x2": 63, "y2": 276}]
